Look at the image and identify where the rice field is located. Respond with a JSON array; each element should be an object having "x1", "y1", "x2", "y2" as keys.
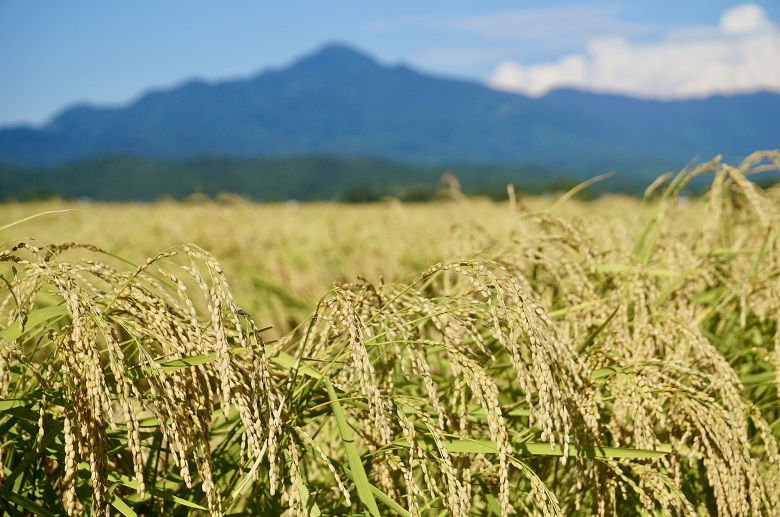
[{"x1": 1, "y1": 151, "x2": 779, "y2": 515}]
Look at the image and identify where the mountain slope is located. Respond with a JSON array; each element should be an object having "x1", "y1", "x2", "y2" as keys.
[{"x1": 1, "y1": 43, "x2": 778, "y2": 174}]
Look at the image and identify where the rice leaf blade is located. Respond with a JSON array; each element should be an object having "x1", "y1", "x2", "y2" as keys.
[
  {"x1": 0, "y1": 305, "x2": 68, "y2": 344},
  {"x1": 0, "y1": 487, "x2": 57, "y2": 517},
  {"x1": 110, "y1": 494, "x2": 138, "y2": 517},
  {"x1": 324, "y1": 379, "x2": 381, "y2": 517}
]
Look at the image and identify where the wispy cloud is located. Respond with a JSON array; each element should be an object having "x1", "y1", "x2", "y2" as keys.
[
  {"x1": 363, "y1": 5, "x2": 659, "y2": 68},
  {"x1": 416, "y1": 47, "x2": 525, "y2": 68},
  {"x1": 489, "y1": 3, "x2": 780, "y2": 98},
  {"x1": 439, "y1": 6, "x2": 656, "y2": 45},
  {"x1": 369, "y1": 5, "x2": 658, "y2": 64}
]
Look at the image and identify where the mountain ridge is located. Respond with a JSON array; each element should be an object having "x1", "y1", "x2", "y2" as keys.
[{"x1": 0, "y1": 42, "x2": 778, "y2": 174}]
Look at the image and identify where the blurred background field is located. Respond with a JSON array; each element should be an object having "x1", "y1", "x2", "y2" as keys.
[{"x1": 0, "y1": 189, "x2": 701, "y2": 340}]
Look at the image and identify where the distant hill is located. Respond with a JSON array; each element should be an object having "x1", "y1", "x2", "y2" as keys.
[
  {"x1": 4, "y1": 155, "x2": 627, "y2": 202},
  {"x1": 1, "y1": 43, "x2": 778, "y2": 177}
]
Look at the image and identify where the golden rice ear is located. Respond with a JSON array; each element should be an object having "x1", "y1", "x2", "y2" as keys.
[{"x1": 0, "y1": 241, "x2": 283, "y2": 517}]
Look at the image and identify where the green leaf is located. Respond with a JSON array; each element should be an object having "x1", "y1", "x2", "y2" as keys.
[
  {"x1": 577, "y1": 304, "x2": 620, "y2": 353},
  {"x1": 591, "y1": 367, "x2": 617, "y2": 380},
  {"x1": 516, "y1": 442, "x2": 671, "y2": 458},
  {"x1": 575, "y1": 444, "x2": 672, "y2": 459},
  {"x1": 749, "y1": 228, "x2": 780, "y2": 279},
  {"x1": 0, "y1": 306, "x2": 68, "y2": 344},
  {"x1": 338, "y1": 465, "x2": 410, "y2": 517},
  {"x1": 401, "y1": 437, "x2": 671, "y2": 459},
  {"x1": 485, "y1": 493, "x2": 503, "y2": 516},
  {"x1": 548, "y1": 299, "x2": 608, "y2": 319},
  {"x1": 246, "y1": 270, "x2": 313, "y2": 311},
  {"x1": 440, "y1": 438, "x2": 499, "y2": 454},
  {"x1": 110, "y1": 494, "x2": 138, "y2": 517},
  {"x1": 299, "y1": 481, "x2": 323, "y2": 517},
  {"x1": 158, "y1": 353, "x2": 217, "y2": 371},
  {"x1": 0, "y1": 487, "x2": 57, "y2": 517},
  {"x1": 130, "y1": 347, "x2": 258, "y2": 378},
  {"x1": 136, "y1": 416, "x2": 160, "y2": 427},
  {"x1": 0, "y1": 398, "x2": 34, "y2": 411},
  {"x1": 1, "y1": 405, "x2": 46, "y2": 423},
  {"x1": 741, "y1": 371, "x2": 775, "y2": 385},
  {"x1": 296, "y1": 436, "x2": 409, "y2": 516},
  {"x1": 109, "y1": 473, "x2": 208, "y2": 510},
  {"x1": 596, "y1": 264, "x2": 678, "y2": 277},
  {"x1": 652, "y1": 267, "x2": 697, "y2": 309},
  {"x1": 2, "y1": 413, "x2": 62, "y2": 487},
  {"x1": 551, "y1": 171, "x2": 615, "y2": 210},
  {"x1": 506, "y1": 407, "x2": 530, "y2": 417},
  {"x1": 148, "y1": 488, "x2": 208, "y2": 510},
  {"x1": 272, "y1": 351, "x2": 324, "y2": 380},
  {"x1": 0, "y1": 210, "x2": 74, "y2": 232},
  {"x1": 324, "y1": 379, "x2": 381, "y2": 517}
]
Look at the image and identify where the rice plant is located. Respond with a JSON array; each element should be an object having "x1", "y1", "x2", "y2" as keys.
[{"x1": 1, "y1": 151, "x2": 779, "y2": 515}]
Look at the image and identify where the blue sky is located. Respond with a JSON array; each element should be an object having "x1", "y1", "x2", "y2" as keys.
[{"x1": 1, "y1": 1, "x2": 779, "y2": 127}]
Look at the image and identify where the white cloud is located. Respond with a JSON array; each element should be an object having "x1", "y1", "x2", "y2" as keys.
[
  {"x1": 489, "y1": 3, "x2": 780, "y2": 98},
  {"x1": 720, "y1": 3, "x2": 774, "y2": 34}
]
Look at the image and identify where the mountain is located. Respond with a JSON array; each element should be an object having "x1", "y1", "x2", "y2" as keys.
[{"x1": 1, "y1": 43, "x2": 778, "y2": 177}]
